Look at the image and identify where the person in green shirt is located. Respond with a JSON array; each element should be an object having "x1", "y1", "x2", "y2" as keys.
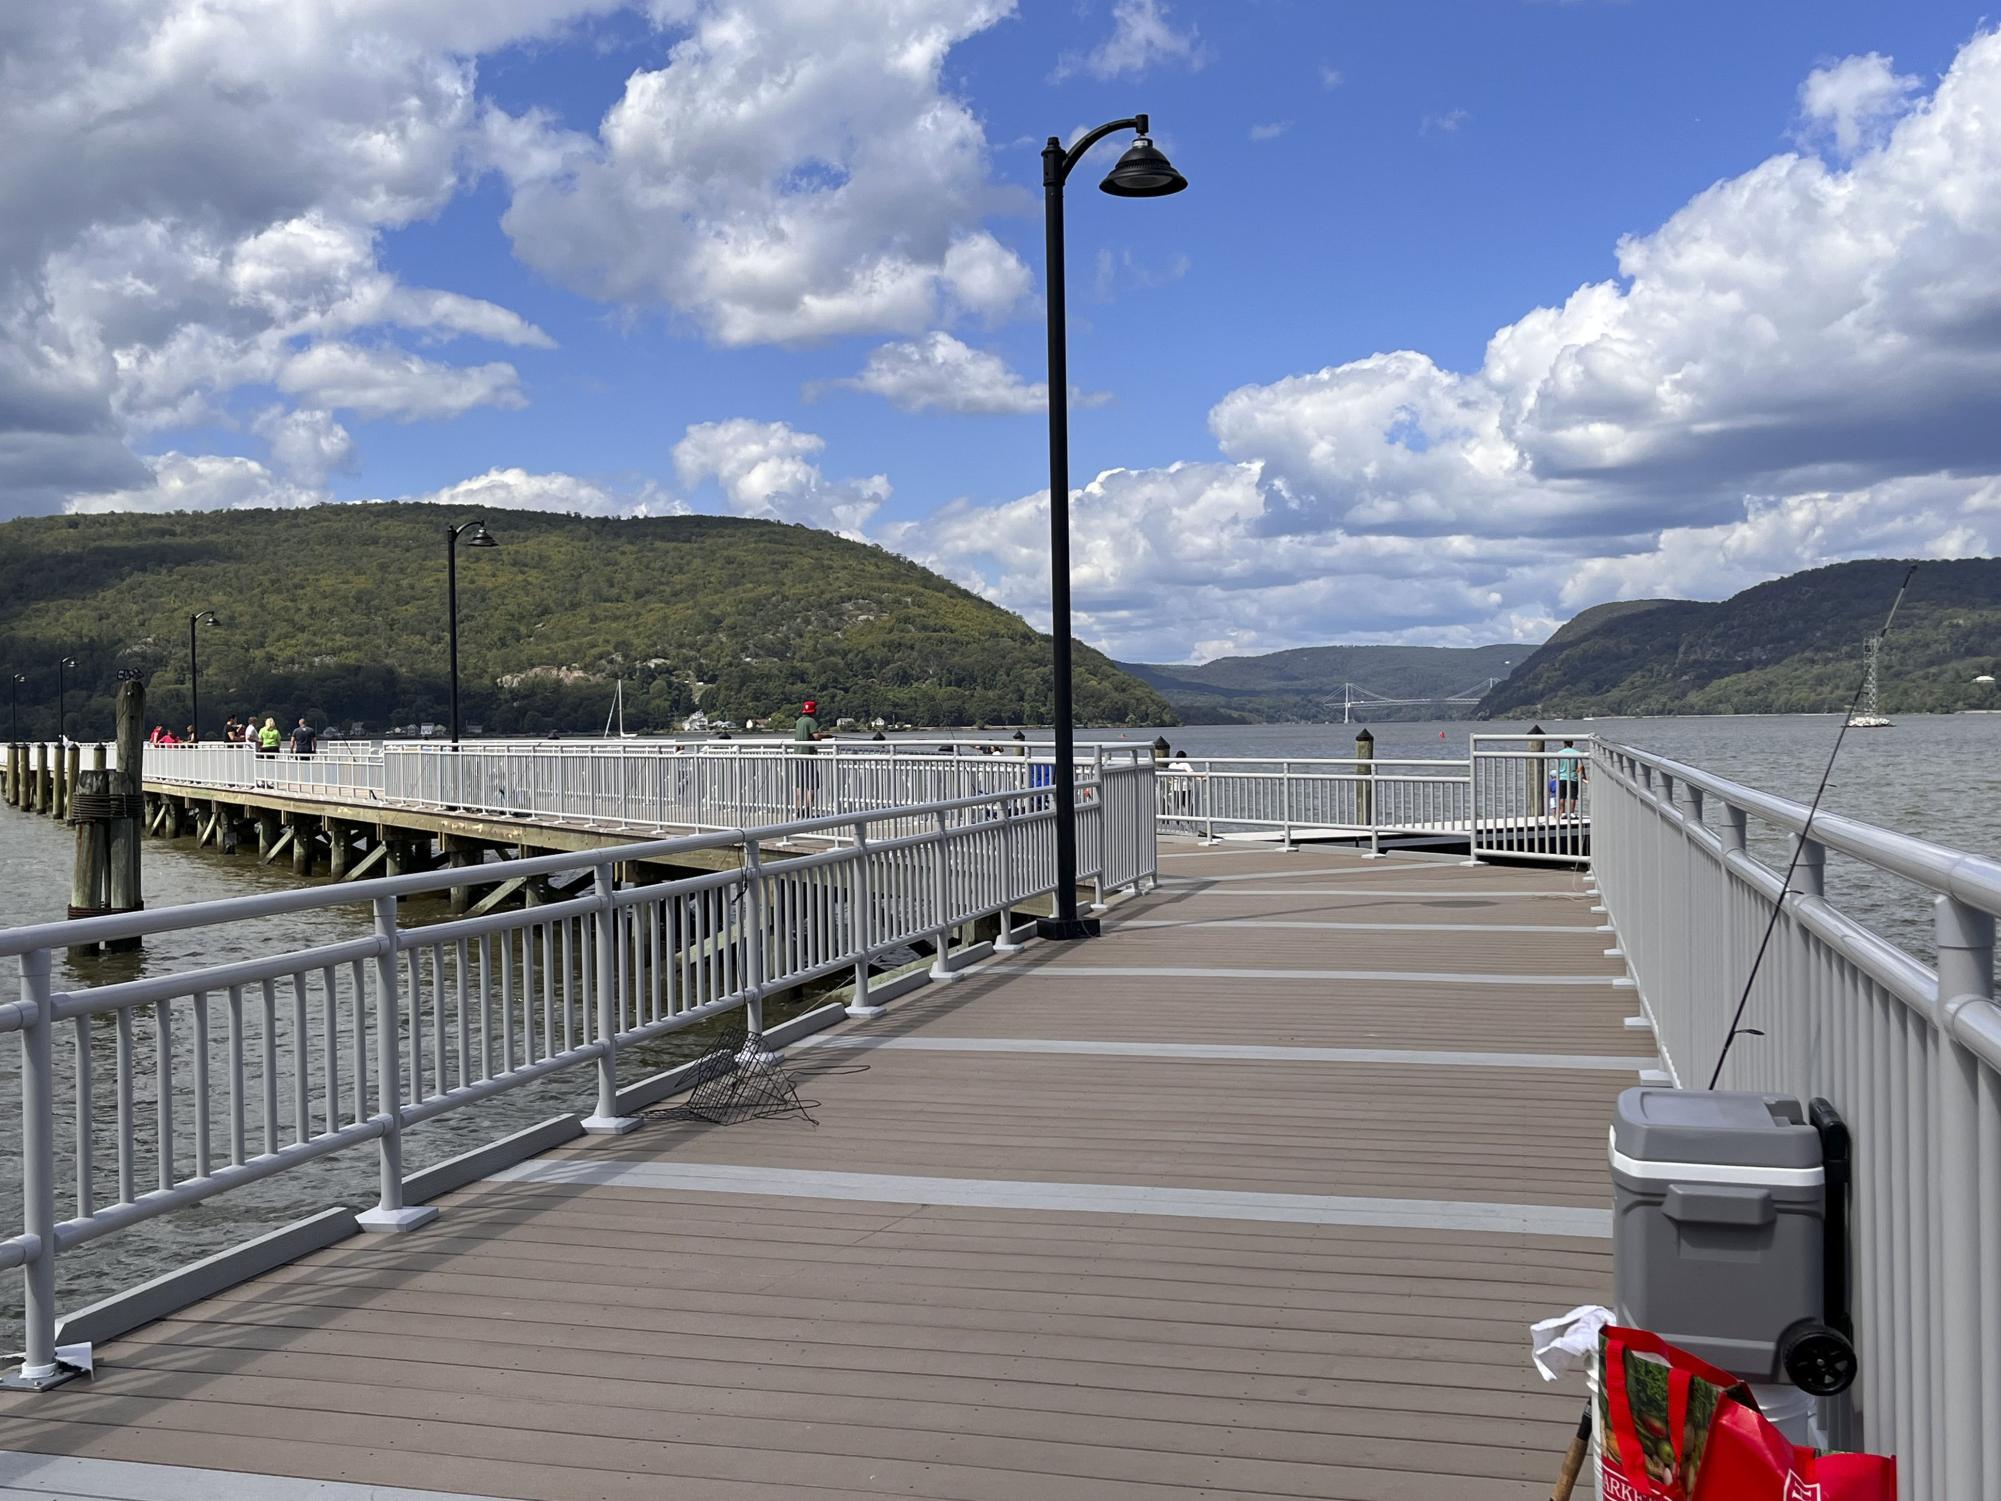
[
  {"x1": 1555, "y1": 739, "x2": 1585, "y2": 816},
  {"x1": 257, "y1": 717, "x2": 281, "y2": 754},
  {"x1": 792, "y1": 698, "x2": 826, "y2": 812}
]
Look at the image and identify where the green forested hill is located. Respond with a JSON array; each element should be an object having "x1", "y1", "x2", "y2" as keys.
[
  {"x1": 1478, "y1": 558, "x2": 2001, "y2": 717},
  {"x1": 1122, "y1": 642, "x2": 1531, "y2": 723},
  {"x1": 0, "y1": 505, "x2": 1174, "y2": 737}
]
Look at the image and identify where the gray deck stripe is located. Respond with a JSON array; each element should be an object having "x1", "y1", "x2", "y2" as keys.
[
  {"x1": 0, "y1": 1454, "x2": 519, "y2": 1501},
  {"x1": 1020, "y1": 964, "x2": 1619, "y2": 987},
  {"x1": 1151, "y1": 886, "x2": 1592, "y2": 899},
  {"x1": 493, "y1": 1160, "x2": 1613, "y2": 1238},
  {"x1": 798, "y1": 1035, "x2": 1661, "y2": 1072},
  {"x1": 1159, "y1": 866, "x2": 1445, "y2": 882},
  {"x1": 1162, "y1": 865, "x2": 1587, "y2": 885},
  {"x1": 1122, "y1": 917, "x2": 1598, "y2": 935}
]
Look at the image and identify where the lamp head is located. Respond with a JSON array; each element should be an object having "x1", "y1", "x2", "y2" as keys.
[
  {"x1": 196, "y1": 610, "x2": 219, "y2": 626},
  {"x1": 464, "y1": 520, "x2": 499, "y2": 549},
  {"x1": 1099, "y1": 136, "x2": 1187, "y2": 198},
  {"x1": 60, "y1": 656, "x2": 75, "y2": 668}
]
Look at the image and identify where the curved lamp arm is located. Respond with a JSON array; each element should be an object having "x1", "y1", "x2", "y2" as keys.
[{"x1": 1046, "y1": 114, "x2": 1148, "y2": 187}]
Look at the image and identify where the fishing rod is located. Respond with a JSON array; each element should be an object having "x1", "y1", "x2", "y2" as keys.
[{"x1": 1705, "y1": 564, "x2": 1917, "y2": 1089}]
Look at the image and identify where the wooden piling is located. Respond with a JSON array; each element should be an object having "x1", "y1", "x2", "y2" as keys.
[
  {"x1": 68, "y1": 748, "x2": 112, "y2": 961},
  {"x1": 106, "y1": 680, "x2": 145, "y2": 952},
  {"x1": 60, "y1": 742, "x2": 79, "y2": 822}
]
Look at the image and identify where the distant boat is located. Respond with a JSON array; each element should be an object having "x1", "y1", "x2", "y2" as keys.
[
  {"x1": 603, "y1": 679, "x2": 638, "y2": 738},
  {"x1": 1847, "y1": 639, "x2": 1892, "y2": 729}
]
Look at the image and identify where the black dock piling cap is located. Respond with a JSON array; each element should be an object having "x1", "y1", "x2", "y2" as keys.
[
  {"x1": 1528, "y1": 723, "x2": 1544, "y2": 736},
  {"x1": 1355, "y1": 727, "x2": 1374, "y2": 747}
]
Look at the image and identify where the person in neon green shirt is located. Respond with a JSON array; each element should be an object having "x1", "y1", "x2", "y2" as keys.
[{"x1": 257, "y1": 717, "x2": 281, "y2": 754}]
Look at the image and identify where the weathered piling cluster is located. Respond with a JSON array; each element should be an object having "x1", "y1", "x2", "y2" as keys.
[{"x1": 2, "y1": 682, "x2": 148, "y2": 955}]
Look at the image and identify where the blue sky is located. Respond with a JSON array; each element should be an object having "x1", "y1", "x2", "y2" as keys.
[{"x1": 6, "y1": 1, "x2": 1999, "y2": 661}]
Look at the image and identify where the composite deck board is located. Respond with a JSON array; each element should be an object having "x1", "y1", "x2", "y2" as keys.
[{"x1": 0, "y1": 845, "x2": 1619, "y2": 1499}]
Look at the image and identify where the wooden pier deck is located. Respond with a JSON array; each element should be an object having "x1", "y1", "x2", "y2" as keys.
[{"x1": 0, "y1": 845, "x2": 1646, "y2": 1500}]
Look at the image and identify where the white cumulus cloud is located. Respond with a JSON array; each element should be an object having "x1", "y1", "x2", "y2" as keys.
[
  {"x1": 491, "y1": 0, "x2": 1031, "y2": 346},
  {"x1": 1797, "y1": 51, "x2": 1921, "y2": 157},
  {"x1": 277, "y1": 344, "x2": 526, "y2": 423},
  {"x1": 897, "y1": 32, "x2": 2001, "y2": 660},
  {"x1": 1053, "y1": 0, "x2": 1203, "y2": 81},
  {"x1": 674, "y1": 418, "x2": 888, "y2": 535},
  {"x1": 818, "y1": 332, "x2": 1108, "y2": 415}
]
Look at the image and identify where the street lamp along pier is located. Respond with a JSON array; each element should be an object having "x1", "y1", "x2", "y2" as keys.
[
  {"x1": 1037, "y1": 113, "x2": 1186, "y2": 942},
  {"x1": 446, "y1": 518, "x2": 499, "y2": 745}
]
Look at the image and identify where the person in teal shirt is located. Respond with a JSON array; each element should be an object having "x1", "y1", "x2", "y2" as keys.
[{"x1": 1555, "y1": 739, "x2": 1585, "y2": 816}]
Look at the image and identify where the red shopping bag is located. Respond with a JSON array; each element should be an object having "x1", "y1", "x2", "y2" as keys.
[
  {"x1": 1599, "y1": 1326, "x2": 1747, "y2": 1500},
  {"x1": 1693, "y1": 1398, "x2": 1896, "y2": 1501}
]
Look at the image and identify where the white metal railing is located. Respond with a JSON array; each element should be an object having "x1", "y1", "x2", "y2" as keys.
[
  {"x1": 1591, "y1": 739, "x2": 2001, "y2": 1499},
  {"x1": 1151, "y1": 755, "x2": 1472, "y2": 852},
  {"x1": 1468, "y1": 732, "x2": 1592, "y2": 863},
  {"x1": 130, "y1": 739, "x2": 1143, "y2": 840},
  {"x1": 0, "y1": 768, "x2": 1156, "y2": 1386}
]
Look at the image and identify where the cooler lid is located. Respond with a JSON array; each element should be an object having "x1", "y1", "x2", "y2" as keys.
[{"x1": 1611, "y1": 1087, "x2": 1821, "y2": 1170}]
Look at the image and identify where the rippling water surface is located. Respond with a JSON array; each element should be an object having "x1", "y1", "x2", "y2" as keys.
[{"x1": 0, "y1": 712, "x2": 1994, "y2": 1345}]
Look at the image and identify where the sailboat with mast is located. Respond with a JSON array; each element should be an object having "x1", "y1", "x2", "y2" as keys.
[
  {"x1": 1847, "y1": 638, "x2": 1892, "y2": 728},
  {"x1": 604, "y1": 679, "x2": 638, "y2": 738}
]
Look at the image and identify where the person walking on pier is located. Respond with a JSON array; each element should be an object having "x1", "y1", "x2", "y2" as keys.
[{"x1": 290, "y1": 718, "x2": 317, "y2": 758}]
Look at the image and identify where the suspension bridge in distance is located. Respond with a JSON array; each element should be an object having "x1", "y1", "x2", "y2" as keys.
[{"x1": 1325, "y1": 677, "x2": 1508, "y2": 723}]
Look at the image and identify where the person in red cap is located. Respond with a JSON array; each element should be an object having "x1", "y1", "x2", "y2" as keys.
[{"x1": 792, "y1": 698, "x2": 827, "y2": 812}]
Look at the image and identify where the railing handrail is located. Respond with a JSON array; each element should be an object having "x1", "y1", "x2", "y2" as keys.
[
  {"x1": 0, "y1": 780, "x2": 1087, "y2": 960},
  {"x1": 1599, "y1": 739, "x2": 2001, "y2": 918}
]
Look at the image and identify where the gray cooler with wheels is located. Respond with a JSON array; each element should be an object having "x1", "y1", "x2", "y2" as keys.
[{"x1": 1610, "y1": 1088, "x2": 1843, "y2": 1384}]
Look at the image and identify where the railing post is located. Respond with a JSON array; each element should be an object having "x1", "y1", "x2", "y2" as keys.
[
  {"x1": 356, "y1": 896, "x2": 436, "y2": 1232},
  {"x1": 993, "y1": 796, "x2": 1023, "y2": 955},
  {"x1": 1280, "y1": 761, "x2": 1294, "y2": 853},
  {"x1": 929, "y1": 808, "x2": 959, "y2": 982},
  {"x1": 1461, "y1": 735, "x2": 1481, "y2": 865},
  {"x1": 740, "y1": 841, "x2": 778, "y2": 1055},
  {"x1": 4, "y1": 947, "x2": 70, "y2": 1389},
  {"x1": 1935, "y1": 895, "x2": 1993, "y2": 1500},
  {"x1": 582, "y1": 861, "x2": 639, "y2": 1133},
  {"x1": 847, "y1": 820, "x2": 887, "y2": 1016}
]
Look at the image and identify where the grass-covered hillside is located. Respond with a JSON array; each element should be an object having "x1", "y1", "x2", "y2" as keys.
[
  {"x1": 1478, "y1": 558, "x2": 2001, "y2": 717},
  {"x1": 0, "y1": 505, "x2": 1174, "y2": 736}
]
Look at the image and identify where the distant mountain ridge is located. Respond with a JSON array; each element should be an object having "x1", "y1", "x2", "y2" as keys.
[
  {"x1": 0, "y1": 505, "x2": 1175, "y2": 736},
  {"x1": 1477, "y1": 558, "x2": 2001, "y2": 718},
  {"x1": 1121, "y1": 642, "x2": 1532, "y2": 723}
]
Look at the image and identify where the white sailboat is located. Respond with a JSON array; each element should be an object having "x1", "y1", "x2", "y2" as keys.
[
  {"x1": 603, "y1": 679, "x2": 638, "y2": 738},
  {"x1": 1847, "y1": 638, "x2": 1892, "y2": 728}
]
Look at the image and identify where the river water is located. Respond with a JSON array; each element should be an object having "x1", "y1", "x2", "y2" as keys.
[{"x1": 0, "y1": 713, "x2": 1993, "y2": 1345}]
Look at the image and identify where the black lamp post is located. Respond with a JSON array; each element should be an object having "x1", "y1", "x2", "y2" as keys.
[
  {"x1": 445, "y1": 519, "x2": 498, "y2": 744},
  {"x1": 1036, "y1": 114, "x2": 1187, "y2": 941},
  {"x1": 188, "y1": 610, "x2": 219, "y2": 742},
  {"x1": 55, "y1": 656, "x2": 76, "y2": 743}
]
